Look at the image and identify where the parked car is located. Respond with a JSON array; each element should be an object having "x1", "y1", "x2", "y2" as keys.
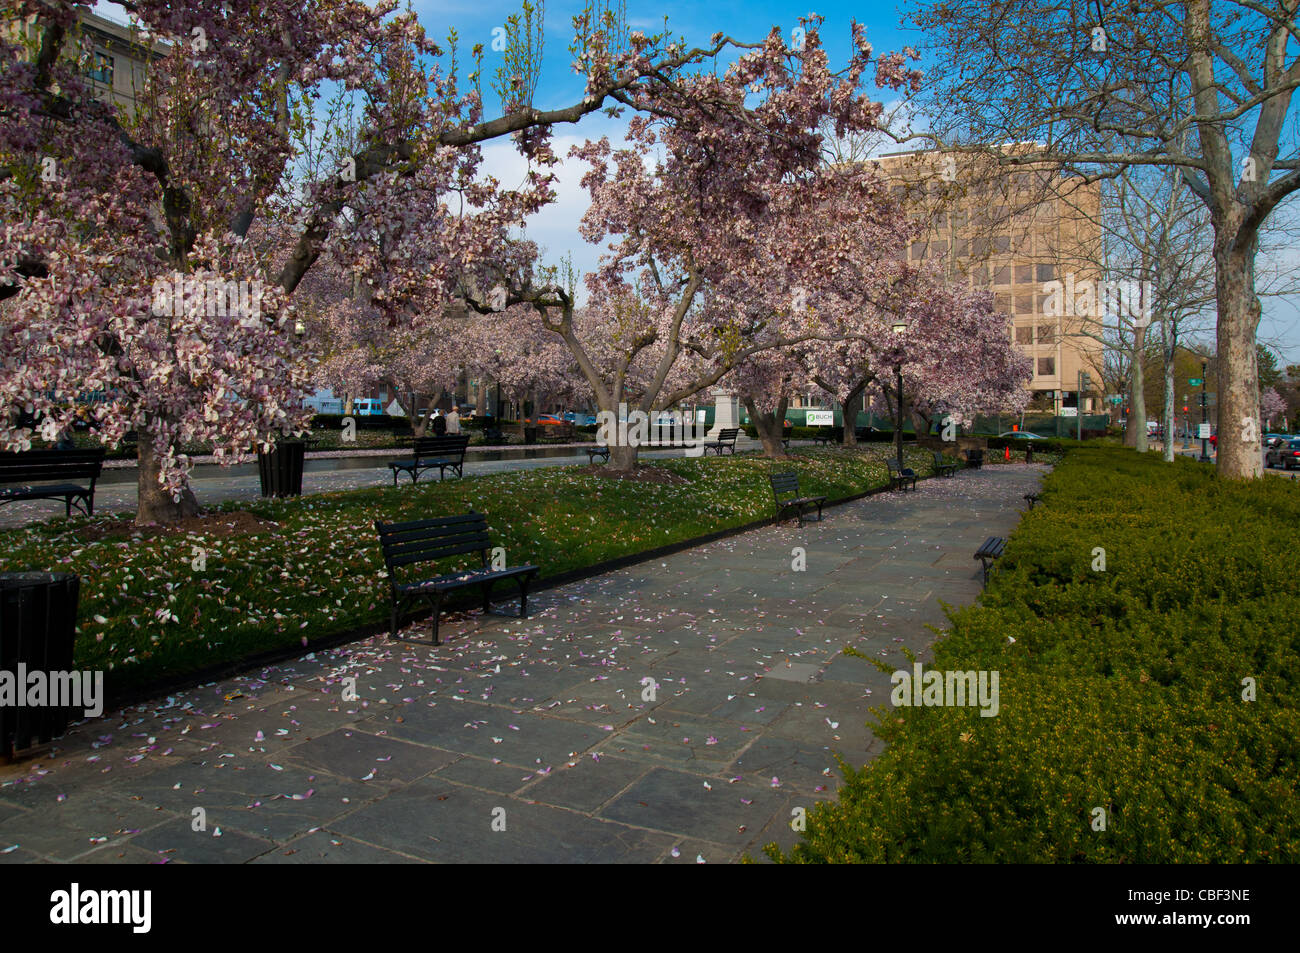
[
  {"x1": 997, "y1": 431, "x2": 1046, "y2": 440},
  {"x1": 1264, "y1": 434, "x2": 1290, "y2": 467},
  {"x1": 1277, "y1": 439, "x2": 1300, "y2": 470},
  {"x1": 529, "y1": 414, "x2": 566, "y2": 426}
]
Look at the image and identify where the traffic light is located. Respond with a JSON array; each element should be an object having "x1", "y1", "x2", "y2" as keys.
[{"x1": 1183, "y1": 405, "x2": 1189, "y2": 412}]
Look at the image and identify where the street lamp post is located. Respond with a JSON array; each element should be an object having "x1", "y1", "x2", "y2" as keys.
[{"x1": 891, "y1": 320, "x2": 906, "y2": 463}]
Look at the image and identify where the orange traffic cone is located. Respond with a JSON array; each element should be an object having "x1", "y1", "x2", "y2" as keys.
[{"x1": 1004, "y1": 445, "x2": 1011, "y2": 461}]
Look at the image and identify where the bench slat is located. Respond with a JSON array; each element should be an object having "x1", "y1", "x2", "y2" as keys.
[
  {"x1": 376, "y1": 513, "x2": 485, "y2": 535},
  {"x1": 386, "y1": 538, "x2": 492, "y2": 568},
  {"x1": 396, "y1": 564, "x2": 540, "y2": 593}
]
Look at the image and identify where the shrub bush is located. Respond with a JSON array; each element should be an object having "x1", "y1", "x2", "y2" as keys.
[
  {"x1": 311, "y1": 413, "x2": 409, "y2": 432},
  {"x1": 769, "y1": 447, "x2": 1300, "y2": 863}
]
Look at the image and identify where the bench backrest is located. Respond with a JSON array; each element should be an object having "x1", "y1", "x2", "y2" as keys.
[
  {"x1": 769, "y1": 471, "x2": 800, "y2": 500},
  {"x1": 375, "y1": 511, "x2": 490, "y2": 576},
  {"x1": 886, "y1": 458, "x2": 910, "y2": 474},
  {"x1": 0, "y1": 448, "x2": 106, "y2": 485},
  {"x1": 411, "y1": 434, "x2": 470, "y2": 459},
  {"x1": 932, "y1": 451, "x2": 947, "y2": 463},
  {"x1": 715, "y1": 428, "x2": 739, "y2": 442}
]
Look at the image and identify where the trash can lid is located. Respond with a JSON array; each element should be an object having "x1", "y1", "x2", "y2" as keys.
[{"x1": 0, "y1": 572, "x2": 80, "y2": 589}]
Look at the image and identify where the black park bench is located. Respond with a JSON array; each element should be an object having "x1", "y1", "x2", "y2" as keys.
[
  {"x1": 965, "y1": 447, "x2": 985, "y2": 470},
  {"x1": 769, "y1": 472, "x2": 826, "y2": 526},
  {"x1": 932, "y1": 451, "x2": 959, "y2": 478},
  {"x1": 374, "y1": 511, "x2": 539, "y2": 645},
  {"x1": 810, "y1": 432, "x2": 834, "y2": 446},
  {"x1": 704, "y1": 428, "x2": 740, "y2": 456},
  {"x1": 0, "y1": 448, "x2": 106, "y2": 518},
  {"x1": 586, "y1": 445, "x2": 610, "y2": 464},
  {"x1": 974, "y1": 536, "x2": 1006, "y2": 587},
  {"x1": 887, "y1": 458, "x2": 917, "y2": 491},
  {"x1": 387, "y1": 434, "x2": 470, "y2": 485}
]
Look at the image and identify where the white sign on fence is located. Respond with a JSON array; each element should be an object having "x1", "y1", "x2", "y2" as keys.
[
  {"x1": 806, "y1": 410, "x2": 833, "y2": 426},
  {"x1": 1060, "y1": 407, "x2": 1078, "y2": 417}
]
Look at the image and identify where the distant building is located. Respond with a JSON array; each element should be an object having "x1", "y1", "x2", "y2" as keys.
[
  {"x1": 870, "y1": 146, "x2": 1106, "y2": 417},
  {"x1": 6, "y1": 9, "x2": 167, "y2": 117}
]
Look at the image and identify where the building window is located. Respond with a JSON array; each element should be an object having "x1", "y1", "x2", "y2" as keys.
[
  {"x1": 1016, "y1": 325, "x2": 1034, "y2": 345},
  {"x1": 953, "y1": 237, "x2": 969, "y2": 257},
  {"x1": 1037, "y1": 263, "x2": 1057, "y2": 282},
  {"x1": 910, "y1": 241, "x2": 927, "y2": 260},
  {"x1": 1037, "y1": 357, "x2": 1056, "y2": 376},
  {"x1": 1015, "y1": 293, "x2": 1033, "y2": 314},
  {"x1": 1037, "y1": 324, "x2": 1055, "y2": 344},
  {"x1": 993, "y1": 265, "x2": 1010, "y2": 285},
  {"x1": 87, "y1": 50, "x2": 114, "y2": 85},
  {"x1": 1015, "y1": 264, "x2": 1034, "y2": 283},
  {"x1": 993, "y1": 235, "x2": 1010, "y2": 253}
]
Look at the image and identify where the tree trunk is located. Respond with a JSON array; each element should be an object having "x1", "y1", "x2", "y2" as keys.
[
  {"x1": 607, "y1": 442, "x2": 638, "y2": 471},
  {"x1": 1124, "y1": 325, "x2": 1148, "y2": 452},
  {"x1": 743, "y1": 396, "x2": 789, "y2": 459},
  {"x1": 841, "y1": 389, "x2": 862, "y2": 446},
  {"x1": 1214, "y1": 244, "x2": 1263, "y2": 479},
  {"x1": 409, "y1": 393, "x2": 431, "y2": 437},
  {"x1": 136, "y1": 438, "x2": 200, "y2": 525}
]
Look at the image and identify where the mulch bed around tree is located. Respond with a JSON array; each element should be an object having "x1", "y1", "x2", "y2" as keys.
[
  {"x1": 577, "y1": 464, "x2": 692, "y2": 485},
  {"x1": 61, "y1": 510, "x2": 280, "y2": 543}
]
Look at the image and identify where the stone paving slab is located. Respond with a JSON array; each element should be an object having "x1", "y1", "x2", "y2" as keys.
[{"x1": 0, "y1": 464, "x2": 1045, "y2": 863}]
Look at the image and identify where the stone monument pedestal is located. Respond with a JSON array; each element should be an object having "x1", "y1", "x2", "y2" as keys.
[{"x1": 707, "y1": 390, "x2": 741, "y2": 439}]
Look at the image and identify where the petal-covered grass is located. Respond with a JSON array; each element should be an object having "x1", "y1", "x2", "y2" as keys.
[{"x1": 1, "y1": 445, "x2": 1041, "y2": 697}]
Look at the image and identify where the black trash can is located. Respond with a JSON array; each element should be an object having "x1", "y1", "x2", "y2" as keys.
[
  {"x1": 523, "y1": 427, "x2": 538, "y2": 445},
  {"x1": 258, "y1": 440, "x2": 306, "y2": 497},
  {"x1": 0, "y1": 572, "x2": 80, "y2": 759}
]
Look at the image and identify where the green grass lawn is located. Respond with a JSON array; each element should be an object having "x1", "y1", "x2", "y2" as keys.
[{"x1": 1, "y1": 444, "x2": 1030, "y2": 697}]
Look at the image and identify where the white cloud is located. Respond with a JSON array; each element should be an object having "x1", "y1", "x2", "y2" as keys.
[{"x1": 477, "y1": 113, "x2": 632, "y2": 302}]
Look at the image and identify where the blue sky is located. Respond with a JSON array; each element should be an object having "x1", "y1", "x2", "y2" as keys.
[{"x1": 93, "y1": 1, "x2": 1300, "y2": 365}]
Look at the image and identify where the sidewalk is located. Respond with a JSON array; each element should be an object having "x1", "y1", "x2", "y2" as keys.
[{"x1": 0, "y1": 465, "x2": 1047, "y2": 864}]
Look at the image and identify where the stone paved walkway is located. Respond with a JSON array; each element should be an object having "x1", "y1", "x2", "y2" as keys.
[{"x1": 0, "y1": 465, "x2": 1046, "y2": 864}]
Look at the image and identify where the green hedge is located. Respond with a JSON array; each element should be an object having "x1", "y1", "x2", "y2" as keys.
[{"x1": 769, "y1": 447, "x2": 1300, "y2": 863}]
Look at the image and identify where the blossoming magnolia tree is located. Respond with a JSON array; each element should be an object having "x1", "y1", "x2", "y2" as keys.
[
  {"x1": 1, "y1": 0, "x2": 823, "y2": 523},
  {"x1": 463, "y1": 20, "x2": 924, "y2": 471}
]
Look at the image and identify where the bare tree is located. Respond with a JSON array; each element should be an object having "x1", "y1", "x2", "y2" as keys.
[{"x1": 908, "y1": 0, "x2": 1300, "y2": 479}]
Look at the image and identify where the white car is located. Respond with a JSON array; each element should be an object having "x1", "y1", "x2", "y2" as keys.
[{"x1": 997, "y1": 431, "x2": 1046, "y2": 440}]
